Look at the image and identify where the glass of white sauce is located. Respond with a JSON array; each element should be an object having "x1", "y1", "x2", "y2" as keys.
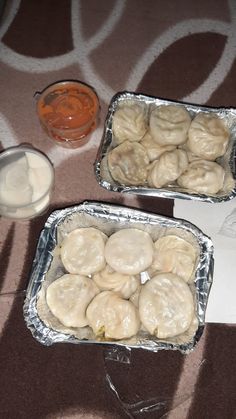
[{"x1": 0, "y1": 146, "x2": 54, "y2": 220}]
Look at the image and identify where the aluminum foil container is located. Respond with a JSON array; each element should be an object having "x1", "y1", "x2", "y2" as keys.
[
  {"x1": 94, "y1": 92, "x2": 236, "y2": 202},
  {"x1": 23, "y1": 201, "x2": 214, "y2": 354}
]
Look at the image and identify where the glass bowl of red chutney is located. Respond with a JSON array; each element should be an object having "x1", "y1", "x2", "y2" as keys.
[{"x1": 36, "y1": 80, "x2": 100, "y2": 148}]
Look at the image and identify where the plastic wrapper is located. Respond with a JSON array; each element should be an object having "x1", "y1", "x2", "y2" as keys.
[
  {"x1": 23, "y1": 201, "x2": 213, "y2": 354},
  {"x1": 94, "y1": 92, "x2": 236, "y2": 202}
]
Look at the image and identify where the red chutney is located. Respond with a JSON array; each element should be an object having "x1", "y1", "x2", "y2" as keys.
[{"x1": 37, "y1": 81, "x2": 100, "y2": 148}]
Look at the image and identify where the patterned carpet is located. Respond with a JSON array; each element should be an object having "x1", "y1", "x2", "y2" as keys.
[{"x1": 0, "y1": 1, "x2": 236, "y2": 418}]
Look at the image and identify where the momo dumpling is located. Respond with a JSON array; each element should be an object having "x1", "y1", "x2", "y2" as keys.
[
  {"x1": 150, "y1": 235, "x2": 197, "y2": 282},
  {"x1": 105, "y1": 228, "x2": 154, "y2": 275},
  {"x1": 177, "y1": 159, "x2": 225, "y2": 194},
  {"x1": 147, "y1": 149, "x2": 188, "y2": 188},
  {"x1": 112, "y1": 103, "x2": 147, "y2": 143},
  {"x1": 140, "y1": 131, "x2": 176, "y2": 162},
  {"x1": 107, "y1": 141, "x2": 149, "y2": 185},
  {"x1": 187, "y1": 112, "x2": 230, "y2": 160},
  {"x1": 46, "y1": 274, "x2": 99, "y2": 328},
  {"x1": 86, "y1": 291, "x2": 140, "y2": 339},
  {"x1": 139, "y1": 273, "x2": 194, "y2": 339},
  {"x1": 60, "y1": 227, "x2": 107, "y2": 275},
  {"x1": 93, "y1": 264, "x2": 140, "y2": 299},
  {"x1": 149, "y1": 105, "x2": 191, "y2": 146}
]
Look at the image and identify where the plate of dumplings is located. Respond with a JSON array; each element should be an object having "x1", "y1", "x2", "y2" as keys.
[
  {"x1": 95, "y1": 92, "x2": 236, "y2": 202},
  {"x1": 24, "y1": 201, "x2": 213, "y2": 354}
]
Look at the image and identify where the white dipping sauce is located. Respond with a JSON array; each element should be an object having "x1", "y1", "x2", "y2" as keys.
[{"x1": 0, "y1": 148, "x2": 54, "y2": 219}]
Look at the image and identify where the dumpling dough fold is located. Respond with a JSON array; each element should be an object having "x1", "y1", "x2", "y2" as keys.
[
  {"x1": 105, "y1": 228, "x2": 154, "y2": 275},
  {"x1": 60, "y1": 227, "x2": 107, "y2": 275},
  {"x1": 150, "y1": 235, "x2": 197, "y2": 283},
  {"x1": 139, "y1": 273, "x2": 194, "y2": 339},
  {"x1": 112, "y1": 103, "x2": 147, "y2": 143},
  {"x1": 149, "y1": 105, "x2": 191, "y2": 146},
  {"x1": 93, "y1": 264, "x2": 140, "y2": 299},
  {"x1": 108, "y1": 140, "x2": 149, "y2": 186},
  {"x1": 86, "y1": 290, "x2": 140, "y2": 339},
  {"x1": 46, "y1": 274, "x2": 99, "y2": 327},
  {"x1": 140, "y1": 131, "x2": 175, "y2": 162},
  {"x1": 147, "y1": 149, "x2": 188, "y2": 188},
  {"x1": 186, "y1": 112, "x2": 230, "y2": 160},
  {"x1": 177, "y1": 159, "x2": 225, "y2": 194}
]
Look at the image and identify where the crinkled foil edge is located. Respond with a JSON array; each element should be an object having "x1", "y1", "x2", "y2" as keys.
[
  {"x1": 94, "y1": 91, "x2": 236, "y2": 202},
  {"x1": 23, "y1": 201, "x2": 214, "y2": 354}
]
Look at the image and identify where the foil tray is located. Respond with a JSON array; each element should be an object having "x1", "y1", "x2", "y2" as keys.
[
  {"x1": 94, "y1": 92, "x2": 236, "y2": 202},
  {"x1": 23, "y1": 201, "x2": 214, "y2": 354}
]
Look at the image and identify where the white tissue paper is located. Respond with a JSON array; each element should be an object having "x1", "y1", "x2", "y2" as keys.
[{"x1": 174, "y1": 199, "x2": 236, "y2": 323}]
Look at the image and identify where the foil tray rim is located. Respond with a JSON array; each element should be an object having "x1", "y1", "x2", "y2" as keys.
[
  {"x1": 23, "y1": 200, "x2": 214, "y2": 354},
  {"x1": 94, "y1": 91, "x2": 236, "y2": 203}
]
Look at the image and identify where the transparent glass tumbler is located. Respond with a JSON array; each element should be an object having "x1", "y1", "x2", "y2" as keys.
[{"x1": 0, "y1": 146, "x2": 54, "y2": 220}]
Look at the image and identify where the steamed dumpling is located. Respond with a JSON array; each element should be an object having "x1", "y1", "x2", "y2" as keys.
[
  {"x1": 46, "y1": 274, "x2": 99, "y2": 327},
  {"x1": 60, "y1": 227, "x2": 107, "y2": 275},
  {"x1": 140, "y1": 131, "x2": 176, "y2": 162},
  {"x1": 107, "y1": 140, "x2": 149, "y2": 185},
  {"x1": 150, "y1": 235, "x2": 197, "y2": 282},
  {"x1": 147, "y1": 149, "x2": 188, "y2": 188},
  {"x1": 149, "y1": 105, "x2": 191, "y2": 146},
  {"x1": 86, "y1": 290, "x2": 140, "y2": 339},
  {"x1": 105, "y1": 228, "x2": 154, "y2": 275},
  {"x1": 92, "y1": 264, "x2": 140, "y2": 299},
  {"x1": 177, "y1": 159, "x2": 225, "y2": 194},
  {"x1": 187, "y1": 112, "x2": 230, "y2": 160},
  {"x1": 139, "y1": 273, "x2": 194, "y2": 339},
  {"x1": 112, "y1": 103, "x2": 147, "y2": 143}
]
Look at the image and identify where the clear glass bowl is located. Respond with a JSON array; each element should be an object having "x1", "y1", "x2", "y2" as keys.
[{"x1": 0, "y1": 145, "x2": 54, "y2": 220}]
